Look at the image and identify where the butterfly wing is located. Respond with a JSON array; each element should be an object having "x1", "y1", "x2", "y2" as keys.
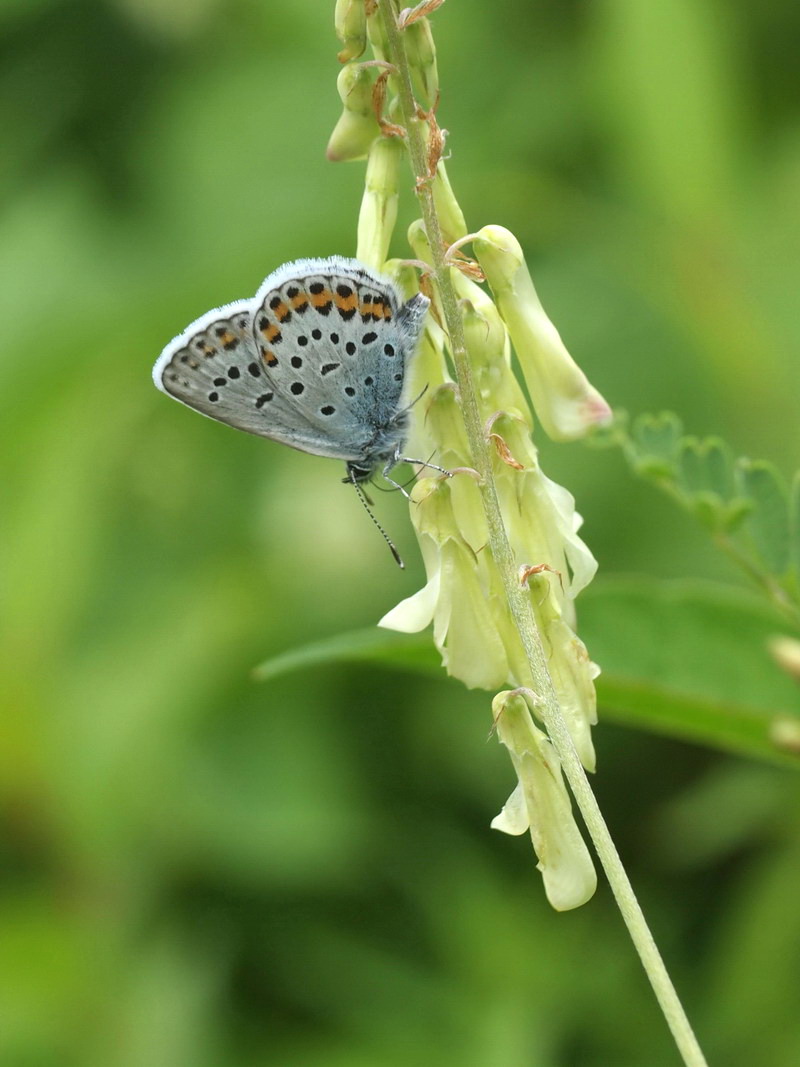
[
  {"x1": 249, "y1": 258, "x2": 417, "y2": 463},
  {"x1": 153, "y1": 298, "x2": 362, "y2": 460},
  {"x1": 153, "y1": 258, "x2": 429, "y2": 467}
]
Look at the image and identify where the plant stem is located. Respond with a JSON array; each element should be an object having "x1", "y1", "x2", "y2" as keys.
[
  {"x1": 714, "y1": 531, "x2": 800, "y2": 629},
  {"x1": 378, "y1": 3, "x2": 709, "y2": 1064}
]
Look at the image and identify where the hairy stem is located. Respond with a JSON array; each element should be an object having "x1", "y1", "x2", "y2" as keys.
[{"x1": 378, "y1": 2, "x2": 709, "y2": 1064}]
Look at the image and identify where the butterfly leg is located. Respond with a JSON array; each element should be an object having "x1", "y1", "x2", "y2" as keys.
[
  {"x1": 381, "y1": 467, "x2": 413, "y2": 499},
  {"x1": 395, "y1": 455, "x2": 452, "y2": 477}
]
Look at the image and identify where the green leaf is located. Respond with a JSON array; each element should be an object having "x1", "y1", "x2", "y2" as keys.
[
  {"x1": 676, "y1": 437, "x2": 738, "y2": 530},
  {"x1": 703, "y1": 438, "x2": 735, "y2": 500},
  {"x1": 254, "y1": 578, "x2": 800, "y2": 770},
  {"x1": 676, "y1": 437, "x2": 705, "y2": 491},
  {"x1": 736, "y1": 459, "x2": 791, "y2": 576},
  {"x1": 676, "y1": 436, "x2": 730, "y2": 496},
  {"x1": 578, "y1": 577, "x2": 800, "y2": 769},
  {"x1": 629, "y1": 411, "x2": 683, "y2": 477},
  {"x1": 252, "y1": 627, "x2": 440, "y2": 682}
]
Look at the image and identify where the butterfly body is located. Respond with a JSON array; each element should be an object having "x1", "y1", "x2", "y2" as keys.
[{"x1": 153, "y1": 257, "x2": 429, "y2": 482}]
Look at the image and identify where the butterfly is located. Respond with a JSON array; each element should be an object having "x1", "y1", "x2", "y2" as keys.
[{"x1": 152, "y1": 256, "x2": 434, "y2": 564}]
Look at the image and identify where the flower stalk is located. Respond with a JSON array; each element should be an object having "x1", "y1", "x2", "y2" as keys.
[{"x1": 371, "y1": 2, "x2": 709, "y2": 1064}]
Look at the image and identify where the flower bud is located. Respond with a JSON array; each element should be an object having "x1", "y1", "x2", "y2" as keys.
[
  {"x1": 357, "y1": 135, "x2": 404, "y2": 270},
  {"x1": 403, "y1": 323, "x2": 451, "y2": 459},
  {"x1": 407, "y1": 218, "x2": 462, "y2": 326},
  {"x1": 334, "y1": 0, "x2": 366, "y2": 63},
  {"x1": 461, "y1": 299, "x2": 530, "y2": 425},
  {"x1": 366, "y1": 6, "x2": 390, "y2": 61},
  {"x1": 432, "y1": 160, "x2": 468, "y2": 244},
  {"x1": 404, "y1": 17, "x2": 439, "y2": 109},
  {"x1": 326, "y1": 64, "x2": 380, "y2": 162},
  {"x1": 474, "y1": 225, "x2": 611, "y2": 441},
  {"x1": 407, "y1": 217, "x2": 433, "y2": 263},
  {"x1": 490, "y1": 690, "x2": 597, "y2": 910},
  {"x1": 421, "y1": 382, "x2": 470, "y2": 468},
  {"x1": 540, "y1": 616, "x2": 599, "y2": 772}
]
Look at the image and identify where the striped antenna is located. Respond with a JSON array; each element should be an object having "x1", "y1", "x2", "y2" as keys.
[{"x1": 348, "y1": 470, "x2": 404, "y2": 569}]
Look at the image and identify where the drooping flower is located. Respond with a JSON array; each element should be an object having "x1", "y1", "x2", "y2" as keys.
[
  {"x1": 490, "y1": 689, "x2": 597, "y2": 911},
  {"x1": 474, "y1": 225, "x2": 612, "y2": 442}
]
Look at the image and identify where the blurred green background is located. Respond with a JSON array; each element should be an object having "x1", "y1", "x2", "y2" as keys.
[{"x1": 3, "y1": 0, "x2": 800, "y2": 1064}]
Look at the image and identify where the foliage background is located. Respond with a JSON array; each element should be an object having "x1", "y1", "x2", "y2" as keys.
[{"x1": 3, "y1": 0, "x2": 800, "y2": 1063}]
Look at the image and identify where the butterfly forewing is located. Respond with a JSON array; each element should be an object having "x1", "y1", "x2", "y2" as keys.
[{"x1": 249, "y1": 263, "x2": 409, "y2": 453}]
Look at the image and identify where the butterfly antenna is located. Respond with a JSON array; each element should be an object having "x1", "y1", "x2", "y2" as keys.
[{"x1": 349, "y1": 469, "x2": 405, "y2": 568}]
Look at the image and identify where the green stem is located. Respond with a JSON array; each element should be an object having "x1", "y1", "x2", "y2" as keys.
[
  {"x1": 378, "y1": 3, "x2": 709, "y2": 1065},
  {"x1": 714, "y1": 531, "x2": 800, "y2": 629}
]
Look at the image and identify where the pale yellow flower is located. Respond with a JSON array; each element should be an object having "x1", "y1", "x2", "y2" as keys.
[
  {"x1": 491, "y1": 690, "x2": 597, "y2": 910},
  {"x1": 474, "y1": 225, "x2": 612, "y2": 442}
]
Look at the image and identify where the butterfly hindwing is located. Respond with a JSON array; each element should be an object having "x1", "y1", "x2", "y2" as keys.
[{"x1": 152, "y1": 299, "x2": 353, "y2": 458}]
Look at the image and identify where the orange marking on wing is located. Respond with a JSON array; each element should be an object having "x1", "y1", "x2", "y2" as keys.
[
  {"x1": 219, "y1": 331, "x2": 236, "y2": 346},
  {"x1": 334, "y1": 292, "x2": 359, "y2": 313},
  {"x1": 290, "y1": 292, "x2": 309, "y2": 310},
  {"x1": 311, "y1": 288, "x2": 333, "y2": 308},
  {"x1": 262, "y1": 348, "x2": 278, "y2": 366},
  {"x1": 273, "y1": 301, "x2": 291, "y2": 322},
  {"x1": 261, "y1": 322, "x2": 281, "y2": 342}
]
